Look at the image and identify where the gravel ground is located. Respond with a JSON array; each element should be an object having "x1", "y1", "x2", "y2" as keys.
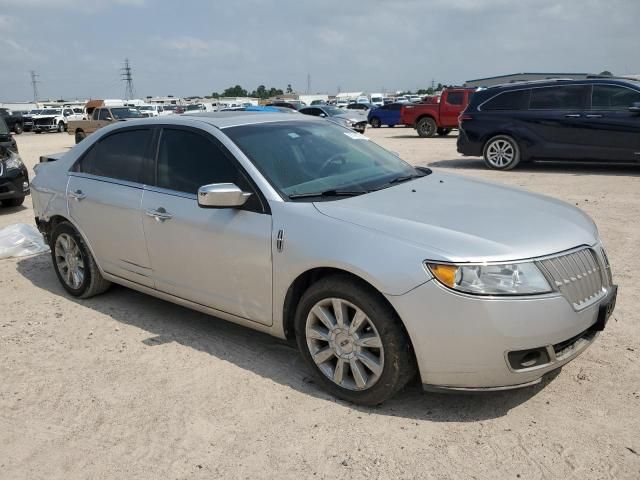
[{"x1": 1, "y1": 128, "x2": 639, "y2": 479}]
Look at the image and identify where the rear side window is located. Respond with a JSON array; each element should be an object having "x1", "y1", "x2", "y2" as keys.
[
  {"x1": 592, "y1": 85, "x2": 640, "y2": 110},
  {"x1": 446, "y1": 92, "x2": 464, "y2": 105},
  {"x1": 482, "y1": 89, "x2": 530, "y2": 111},
  {"x1": 77, "y1": 129, "x2": 152, "y2": 184},
  {"x1": 530, "y1": 85, "x2": 588, "y2": 110}
]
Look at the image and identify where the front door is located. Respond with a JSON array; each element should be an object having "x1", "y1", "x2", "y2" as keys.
[
  {"x1": 67, "y1": 128, "x2": 154, "y2": 286},
  {"x1": 579, "y1": 84, "x2": 640, "y2": 161},
  {"x1": 141, "y1": 127, "x2": 273, "y2": 325}
]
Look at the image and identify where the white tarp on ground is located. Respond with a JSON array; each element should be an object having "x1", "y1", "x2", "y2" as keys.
[{"x1": 0, "y1": 223, "x2": 49, "y2": 259}]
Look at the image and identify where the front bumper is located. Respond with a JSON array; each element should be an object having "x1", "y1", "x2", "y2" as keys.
[
  {"x1": 387, "y1": 279, "x2": 615, "y2": 390},
  {"x1": 352, "y1": 122, "x2": 367, "y2": 134},
  {"x1": 0, "y1": 166, "x2": 30, "y2": 200}
]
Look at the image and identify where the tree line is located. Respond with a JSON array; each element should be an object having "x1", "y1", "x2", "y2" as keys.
[{"x1": 209, "y1": 84, "x2": 294, "y2": 99}]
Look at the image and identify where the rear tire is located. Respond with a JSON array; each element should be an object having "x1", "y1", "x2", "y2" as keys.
[
  {"x1": 437, "y1": 128, "x2": 452, "y2": 136},
  {"x1": 13, "y1": 123, "x2": 23, "y2": 134},
  {"x1": 295, "y1": 274, "x2": 416, "y2": 405},
  {"x1": 416, "y1": 117, "x2": 436, "y2": 138},
  {"x1": 1, "y1": 197, "x2": 25, "y2": 207},
  {"x1": 75, "y1": 130, "x2": 86, "y2": 144},
  {"x1": 370, "y1": 117, "x2": 381, "y2": 128},
  {"x1": 483, "y1": 135, "x2": 522, "y2": 170},
  {"x1": 50, "y1": 222, "x2": 111, "y2": 299}
]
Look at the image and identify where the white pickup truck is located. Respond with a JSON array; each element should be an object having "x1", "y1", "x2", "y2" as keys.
[{"x1": 32, "y1": 107, "x2": 84, "y2": 133}]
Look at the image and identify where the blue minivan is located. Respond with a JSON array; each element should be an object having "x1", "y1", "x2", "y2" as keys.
[{"x1": 367, "y1": 103, "x2": 403, "y2": 128}]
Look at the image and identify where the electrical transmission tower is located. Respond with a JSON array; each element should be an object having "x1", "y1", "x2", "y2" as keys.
[
  {"x1": 30, "y1": 71, "x2": 40, "y2": 102},
  {"x1": 121, "y1": 58, "x2": 135, "y2": 100}
]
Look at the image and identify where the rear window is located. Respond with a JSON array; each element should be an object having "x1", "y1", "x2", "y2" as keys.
[
  {"x1": 592, "y1": 85, "x2": 640, "y2": 110},
  {"x1": 446, "y1": 92, "x2": 464, "y2": 105},
  {"x1": 482, "y1": 89, "x2": 530, "y2": 111},
  {"x1": 529, "y1": 85, "x2": 588, "y2": 110}
]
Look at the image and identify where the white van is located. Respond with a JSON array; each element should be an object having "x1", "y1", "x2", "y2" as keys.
[{"x1": 370, "y1": 93, "x2": 384, "y2": 107}]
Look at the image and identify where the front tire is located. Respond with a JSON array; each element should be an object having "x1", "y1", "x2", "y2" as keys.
[
  {"x1": 57, "y1": 122, "x2": 64, "y2": 133},
  {"x1": 295, "y1": 275, "x2": 416, "y2": 405},
  {"x1": 13, "y1": 123, "x2": 23, "y2": 134},
  {"x1": 75, "y1": 130, "x2": 86, "y2": 144},
  {"x1": 416, "y1": 117, "x2": 436, "y2": 138},
  {"x1": 483, "y1": 134, "x2": 521, "y2": 170},
  {"x1": 437, "y1": 128, "x2": 451, "y2": 136},
  {"x1": 370, "y1": 117, "x2": 381, "y2": 128},
  {"x1": 50, "y1": 222, "x2": 111, "y2": 298}
]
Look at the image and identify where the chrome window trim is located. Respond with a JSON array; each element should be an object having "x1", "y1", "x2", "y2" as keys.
[{"x1": 68, "y1": 172, "x2": 145, "y2": 190}]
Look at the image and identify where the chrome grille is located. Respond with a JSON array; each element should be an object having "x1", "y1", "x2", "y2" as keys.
[{"x1": 536, "y1": 248, "x2": 605, "y2": 310}]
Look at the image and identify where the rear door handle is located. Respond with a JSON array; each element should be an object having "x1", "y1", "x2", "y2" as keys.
[
  {"x1": 585, "y1": 114, "x2": 603, "y2": 118},
  {"x1": 145, "y1": 208, "x2": 173, "y2": 222},
  {"x1": 68, "y1": 189, "x2": 86, "y2": 201},
  {"x1": 564, "y1": 114, "x2": 581, "y2": 118}
]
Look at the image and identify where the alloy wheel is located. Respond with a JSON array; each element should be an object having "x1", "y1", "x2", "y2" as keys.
[
  {"x1": 486, "y1": 139, "x2": 515, "y2": 168},
  {"x1": 305, "y1": 298, "x2": 384, "y2": 391},
  {"x1": 54, "y1": 233, "x2": 85, "y2": 289}
]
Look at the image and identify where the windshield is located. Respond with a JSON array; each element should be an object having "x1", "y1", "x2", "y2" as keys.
[
  {"x1": 0, "y1": 118, "x2": 9, "y2": 135},
  {"x1": 322, "y1": 106, "x2": 346, "y2": 116},
  {"x1": 41, "y1": 109, "x2": 62, "y2": 115},
  {"x1": 139, "y1": 106, "x2": 153, "y2": 111},
  {"x1": 29, "y1": 109, "x2": 42, "y2": 114},
  {"x1": 224, "y1": 121, "x2": 421, "y2": 199},
  {"x1": 110, "y1": 108, "x2": 143, "y2": 119},
  {"x1": 186, "y1": 104, "x2": 203, "y2": 111}
]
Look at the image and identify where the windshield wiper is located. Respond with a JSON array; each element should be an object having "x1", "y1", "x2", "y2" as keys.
[
  {"x1": 288, "y1": 189, "x2": 367, "y2": 200},
  {"x1": 373, "y1": 168, "x2": 432, "y2": 191}
]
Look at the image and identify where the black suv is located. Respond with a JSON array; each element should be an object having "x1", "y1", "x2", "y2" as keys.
[
  {"x1": 0, "y1": 108, "x2": 24, "y2": 134},
  {"x1": 457, "y1": 79, "x2": 640, "y2": 170}
]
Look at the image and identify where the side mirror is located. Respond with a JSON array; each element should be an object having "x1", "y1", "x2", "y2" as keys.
[
  {"x1": 629, "y1": 102, "x2": 640, "y2": 114},
  {"x1": 319, "y1": 113, "x2": 327, "y2": 118},
  {"x1": 198, "y1": 183, "x2": 251, "y2": 208}
]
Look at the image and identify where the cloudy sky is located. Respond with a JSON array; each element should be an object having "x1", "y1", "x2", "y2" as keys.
[{"x1": 1, "y1": 0, "x2": 638, "y2": 101}]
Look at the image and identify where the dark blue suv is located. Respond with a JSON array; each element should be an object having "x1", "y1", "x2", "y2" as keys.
[
  {"x1": 457, "y1": 79, "x2": 640, "y2": 170},
  {"x1": 367, "y1": 103, "x2": 403, "y2": 128}
]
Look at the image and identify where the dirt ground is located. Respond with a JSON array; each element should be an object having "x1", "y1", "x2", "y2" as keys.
[{"x1": 1, "y1": 127, "x2": 639, "y2": 480}]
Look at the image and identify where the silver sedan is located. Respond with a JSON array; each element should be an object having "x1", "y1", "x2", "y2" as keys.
[{"x1": 30, "y1": 112, "x2": 617, "y2": 405}]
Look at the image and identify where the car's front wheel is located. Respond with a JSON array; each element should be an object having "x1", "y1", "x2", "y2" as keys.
[
  {"x1": 75, "y1": 130, "x2": 86, "y2": 144},
  {"x1": 483, "y1": 134, "x2": 521, "y2": 170},
  {"x1": 370, "y1": 117, "x2": 381, "y2": 128},
  {"x1": 50, "y1": 222, "x2": 111, "y2": 298},
  {"x1": 13, "y1": 123, "x2": 23, "y2": 134},
  {"x1": 57, "y1": 122, "x2": 64, "y2": 133},
  {"x1": 295, "y1": 275, "x2": 415, "y2": 405},
  {"x1": 416, "y1": 117, "x2": 436, "y2": 137}
]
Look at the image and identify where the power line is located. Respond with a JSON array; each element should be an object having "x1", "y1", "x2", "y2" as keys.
[
  {"x1": 121, "y1": 58, "x2": 135, "y2": 100},
  {"x1": 30, "y1": 71, "x2": 40, "y2": 102}
]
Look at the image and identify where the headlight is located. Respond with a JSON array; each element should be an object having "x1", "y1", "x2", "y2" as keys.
[
  {"x1": 3, "y1": 153, "x2": 24, "y2": 171},
  {"x1": 426, "y1": 261, "x2": 552, "y2": 295}
]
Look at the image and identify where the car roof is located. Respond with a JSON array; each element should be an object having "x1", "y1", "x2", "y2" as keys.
[
  {"x1": 123, "y1": 111, "x2": 321, "y2": 129},
  {"x1": 480, "y1": 78, "x2": 640, "y2": 93}
]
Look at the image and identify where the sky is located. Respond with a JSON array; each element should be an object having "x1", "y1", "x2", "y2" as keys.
[{"x1": 1, "y1": 0, "x2": 639, "y2": 101}]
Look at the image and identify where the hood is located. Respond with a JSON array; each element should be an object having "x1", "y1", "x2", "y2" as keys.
[
  {"x1": 335, "y1": 112, "x2": 367, "y2": 122},
  {"x1": 313, "y1": 172, "x2": 598, "y2": 263}
]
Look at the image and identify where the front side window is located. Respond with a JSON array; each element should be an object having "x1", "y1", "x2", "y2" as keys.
[
  {"x1": 224, "y1": 121, "x2": 420, "y2": 199},
  {"x1": 156, "y1": 129, "x2": 245, "y2": 195},
  {"x1": 98, "y1": 109, "x2": 111, "y2": 120},
  {"x1": 446, "y1": 92, "x2": 464, "y2": 105},
  {"x1": 77, "y1": 129, "x2": 152, "y2": 183},
  {"x1": 592, "y1": 85, "x2": 640, "y2": 110},
  {"x1": 529, "y1": 85, "x2": 588, "y2": 110}
]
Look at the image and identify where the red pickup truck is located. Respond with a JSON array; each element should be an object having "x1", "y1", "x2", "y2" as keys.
[{"x1": 400, "y1": 88, "x2": 475, "y2": 137}]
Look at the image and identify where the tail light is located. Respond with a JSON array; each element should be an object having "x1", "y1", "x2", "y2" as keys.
[{"x1": 458, "y1": 113, "x2": 473, "y2": 126}]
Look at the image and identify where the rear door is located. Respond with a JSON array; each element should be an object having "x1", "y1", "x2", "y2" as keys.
[
  {"x1": 580, "y1": 83, "x2": 640, "y2": 161},
  {"x1": 525, "y1": 84, "x2": 591, "y2": 159},
  {"x1": 68, "y1": 128, "x2": 155, "y2": 286},
  {"x1": 439, "y1": 90, "x2": 466, "y2": 127},
  {"x1": 388, "y1": 103, "x2": 403, "y2": 125}
]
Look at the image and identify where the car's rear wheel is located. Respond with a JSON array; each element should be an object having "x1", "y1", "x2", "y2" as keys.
[
  {"x1": 295, "y1": 275, "x2": 415, "y2": 405},
  {"x1": 483, "y1": 135, "x2": 521, "y2": 170},
  {"x1": 50, "y1": 222, "x2": 111, "y2": 298},
  {"x1": 416, "y1": 117, "x2": 436, "y2": 138},
  {"x1": 437, "y1": 128, "x2": 452, "y2": 136},
  {"x1": 1, "y1": 197, "x2": 25, "y2": 207},
  {"x1": 370, "y1": 117, "x2": 381, "y2": 128},
  {"x1": 75, "y1": 130, "x2": 86, "y2": 144}
]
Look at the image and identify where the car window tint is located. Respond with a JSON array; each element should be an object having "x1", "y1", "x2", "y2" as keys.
[
  {"x1": 92, "y1": 109, "x2": 100, "y2": 120},
  {"x1": 98, "y1": 109, "x2": 111, "y2": 120},
  {"x1": 482, "y1": 89, "x2": 531, "y2": 111},
  {"x1": 390, "y1": 104, "x2": 402, "y2": 111},
  {"x1": 157, "y1": 129, "x2": 244, "y2": 195},
  {"x1": 79, "y1": 129, "x2": 152, "y2": 183},
  {"x1": 446, "y1": 92, "x2": 464, "y2": 105},
  {"x1": 592, "y1": 85, "x2": 640, "y2": 110},
  {"x1": 530, "y1": 85, "x2": 588, "y2": 110}
]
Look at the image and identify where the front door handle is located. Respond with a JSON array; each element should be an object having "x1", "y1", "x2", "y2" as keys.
[
  {"x1": 68, "y1": 189, "x2": 86, "y2": 201},
  {"x1": 585, "y1": 114, "x2": 603, "y2": 118},
  {"x1": 145, "y1": 207, "x2": 173, "y2": 222},
  {"x1": 564, "y1": 114, "x2": 581, "y2": 118}
]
